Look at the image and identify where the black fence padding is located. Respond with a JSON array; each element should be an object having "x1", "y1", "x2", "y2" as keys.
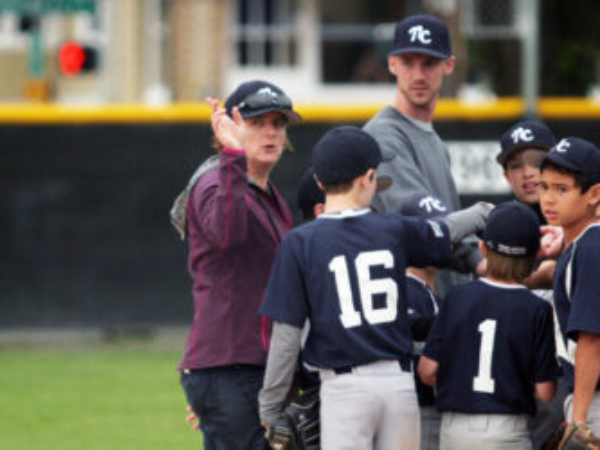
[{"x1": 1, "y1": 120, "x2": 599, "y2": 328}]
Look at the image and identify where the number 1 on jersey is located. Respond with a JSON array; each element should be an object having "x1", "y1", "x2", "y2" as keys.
[{"x1": 473, "y1": 319, "x2": 497, "y2": 394}]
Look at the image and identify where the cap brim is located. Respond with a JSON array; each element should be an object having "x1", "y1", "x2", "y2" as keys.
[
  {"x1": 376, "y1": 176, "x2": 392, "y2": 193},
  {"x1": 240, "y1": 108, "x2": 302, "y2": 123},
  {"x1": 497, "y1": 144, "x2": 552, "y2": 165},
  {"x1": 388, "y1": 47, "x2": 450, "y2": 59},
  {"x1": 523, "y1": 149, "x2": 581, "y2": 172},
  {"x1": 522, "y1": 149, "x2": 548, "y2": 168}
]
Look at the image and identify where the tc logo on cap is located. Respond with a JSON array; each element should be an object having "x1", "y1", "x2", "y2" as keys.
[
  {"x1": 408, "y1": 25, "x2": 432, "y2": 44},
  {"x1": 419, "y1": 196, "x2": 447, "y2": 213},
  {"x1": 555, "y1": 139, "x2": 571, "y2": 153},
  {"x1": 511, "y1": 127, "x2": 534, "y2": 144}
]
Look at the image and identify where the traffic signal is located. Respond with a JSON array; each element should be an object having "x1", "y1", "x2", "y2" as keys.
[{"x1": 58, "y1": 40, "x2": 98, "y2": 76}]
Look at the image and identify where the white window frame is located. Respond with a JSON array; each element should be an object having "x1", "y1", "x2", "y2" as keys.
[{"x1": 226, "y1": 0, "x2": 395, "y2": 104}]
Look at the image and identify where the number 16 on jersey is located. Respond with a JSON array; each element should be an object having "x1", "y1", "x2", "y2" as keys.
[{"x1": 328, "y1": 250, "x2": 398, "y2": 329}]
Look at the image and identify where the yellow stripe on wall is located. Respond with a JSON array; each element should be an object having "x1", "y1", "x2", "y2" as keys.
[{"x1": 0, "y1": 97, "x2": 599, "y2": 124}]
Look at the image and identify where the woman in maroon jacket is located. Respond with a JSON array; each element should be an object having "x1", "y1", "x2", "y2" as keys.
[{"x1": 178, "y1": 80, "x2": 301, "y2": 449}]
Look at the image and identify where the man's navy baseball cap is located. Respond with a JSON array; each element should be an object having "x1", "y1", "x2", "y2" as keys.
[
  {"x1": 388, "y1": 14, "x2": 452, "y2": 59},
  {"x1": 524, "y1": 137, "x2": 600, "y2": 185},
  {"x1": 397, "y1": 192, "x2": 449, "y2": 219},
  {"x1": 312, "y1": 126, "x2": 395, "y2": 185},
  {"x1": 483, "y1": 201, "x2": 540, "y2": 257},
  {"x1": 497, "y1": 120, "x2": 556, "y2": 166},
  {"x1": 297, "y1": 167, "x2": 325, "y2": 220},
  {"x1": 225, "y1": 80, "x2": 301, "y2": 123}
]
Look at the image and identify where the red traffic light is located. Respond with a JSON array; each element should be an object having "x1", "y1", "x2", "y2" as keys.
[{"x1": 59, "y1": 41, "x2": 86, "y2": 76}]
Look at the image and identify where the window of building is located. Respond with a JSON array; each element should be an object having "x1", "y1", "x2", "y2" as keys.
[
  {"x1": 234, "y1": 0, "x2": 298, "y2": 67},
  {"x1": 318, "y1": 2, "x2": 402, "y2": 84}
]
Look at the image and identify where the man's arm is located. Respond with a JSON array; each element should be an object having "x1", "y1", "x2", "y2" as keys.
[
  {"x1": 572, "y1": 332, "x2": 600, "y2": 424},
  {"x1": 259, "y1": 321, "x2": 303, "y2": 427}
]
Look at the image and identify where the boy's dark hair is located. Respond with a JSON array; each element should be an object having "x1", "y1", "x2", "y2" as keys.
[
  {"x1": 541, "y1": 159, "x2": 595, "y2": 193},
  {"x1": 319, "y1": 181, "x2": 355, "y2": 195},
  {"x1": 485, "y1": 247, "x2": 537, "y2": 283}
]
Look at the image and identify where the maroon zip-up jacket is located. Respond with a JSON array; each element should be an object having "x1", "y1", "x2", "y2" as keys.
[{"x1": 179, "y1": 148, "x2": 293, "y2": 371}]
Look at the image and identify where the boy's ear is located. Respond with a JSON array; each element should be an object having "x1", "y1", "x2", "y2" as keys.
[
  {"x1": 357, "y1": 168, "x2": 374, "y2": 186},
  {"x1": 587, "y1": 183, "x2": 600, "y2": 209},
  {"x1": 478, "y1": 240, "x2": 488, "y2": 258}
]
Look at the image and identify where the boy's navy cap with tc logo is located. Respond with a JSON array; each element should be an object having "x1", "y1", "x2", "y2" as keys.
[
  {"x1": 397, "y1": 192, "x2": 449, "y2": 219},
  {"x1": 497, "y1": 120, "x2": 557, "y2": 166},
  {"x1": 388, "y1": 14, "x2": 452, "y2": 59},
  {"x1": 483, "y1": 201, "x2": 541, "y2": 257},
  {"x1": 525, "y1": 137, "x2": 600, "y2": 185},
  {"x1": 312, "y1": 126, "x2": 395, "y2": 185}
]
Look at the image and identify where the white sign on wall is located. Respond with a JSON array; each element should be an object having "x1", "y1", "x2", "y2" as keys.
[{"x1": 448, "y1": 141, "x2": 510, "y2": 194}]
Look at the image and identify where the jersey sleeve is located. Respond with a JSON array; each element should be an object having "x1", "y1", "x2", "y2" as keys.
[
  {"x1": 533, "y1": 301, "x2": 562, "y2": 382},
  {"x1": 402, "y1": 216, "x2": 452, "y2": 268},
  {"x1": 259, "y1": 232, "x2": 309, "y2": 328},
  {"x1": 567, "y1": 238, "x2": 600, "y2": 340},
  {"x1": 423, "y1": 290, "x2": 453, "y2": 362}
]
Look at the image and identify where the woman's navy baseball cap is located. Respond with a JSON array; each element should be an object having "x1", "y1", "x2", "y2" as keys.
[
  {"x1": 388, "y1": 14, "x2": 452, "y2": 59},
  {"x1": 225, "y1": 80, "x2": 301, "y2": 123},
  {"x1": 524, "y1": 137, "x2": 600, "y2": 185},
  {"x1": 483, "y1": 201, "x2": 540, "y2": 257},
  {"x1": 497, "y1": 120, "x2": 556, "y2": 166},
  {"x1": 312, "y1": 126, "x2": 395, "y2": 185}
]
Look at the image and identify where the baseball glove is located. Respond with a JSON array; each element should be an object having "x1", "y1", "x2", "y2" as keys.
[
  {"x1": 558, "y1": 423, "x2": 600, "y2": 450},
  {"x1": 268, "y1": 387, "x2": 320, "y2": 450}
]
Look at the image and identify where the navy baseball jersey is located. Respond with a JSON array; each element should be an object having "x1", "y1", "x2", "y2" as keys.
[
  {"x1": 553, "y1": 223, "x2": 600, "y2": 390},
  {"x1": 260, "y1": 208, "x2": 451, "y2": 370},
  {"x1": 406, "y1": 275, "x2": 440, "y2": 407},
  {"x1": 424, "y1": 278, "x2": 561, "y2": 416}
]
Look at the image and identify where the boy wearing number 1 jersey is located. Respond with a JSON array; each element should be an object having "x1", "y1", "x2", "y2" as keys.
[
  {"x1": 419, "y1": 202, "x2": 562, "y2": 450},
  {"x1": 258, "y1": 126, "x2": 491, "y2": 449}
]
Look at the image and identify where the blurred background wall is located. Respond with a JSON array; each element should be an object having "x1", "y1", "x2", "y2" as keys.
[{"x1": 2, "y1": 0, "x2": 600, "y2": 330}]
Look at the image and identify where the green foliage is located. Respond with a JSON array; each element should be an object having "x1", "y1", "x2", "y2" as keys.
[{"x1": 0, "y1": 348, "x2": 201, "y2": 450}]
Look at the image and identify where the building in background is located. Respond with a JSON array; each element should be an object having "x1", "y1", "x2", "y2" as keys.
[{"x1": 0, "y1": 0, "x2": 598, "y2": 105}]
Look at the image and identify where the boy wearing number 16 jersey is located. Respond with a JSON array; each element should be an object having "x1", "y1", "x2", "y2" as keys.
[
  {"x1": 258, "y1": 126, "x2": 491, "y2": 449},
  {"x1": 419, "y1": 202, "x2": 562, "y2": 450}
]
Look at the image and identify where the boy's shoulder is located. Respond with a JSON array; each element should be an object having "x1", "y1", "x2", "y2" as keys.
[
  {"x1": 447, "y1": 278, "x2": 542, "y2": 304},
  {"x1": 577, "y1": 223, "x2": 600, "y2": 247},
  {"x1": 560, "y1": 223, "x2": 600, "y2": 268}
]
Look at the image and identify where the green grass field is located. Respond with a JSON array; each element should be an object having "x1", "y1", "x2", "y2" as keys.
[{"x1": 0, "y1": 345, "x2": 202, "y2": 450}]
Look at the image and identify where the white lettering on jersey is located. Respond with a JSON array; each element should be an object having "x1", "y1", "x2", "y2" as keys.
[
  {"x1": 511, "y1": 127, "x2": 534, "y2": 144},
  {"x1": 408, "y1": 25, "x2": 432, "y2": 44},
  {"x1": 473, "y1": 319, "x2": 497, "y2": 394},
  {"x1": 329, "y1": 250, "x2": 398, "y2": 329},
  {"x1": 419, "y1": 196, "x2": 447, "y2": 214},
  {"x1": 427, "y1": 220, "x2": 444, "y2": 238}
]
